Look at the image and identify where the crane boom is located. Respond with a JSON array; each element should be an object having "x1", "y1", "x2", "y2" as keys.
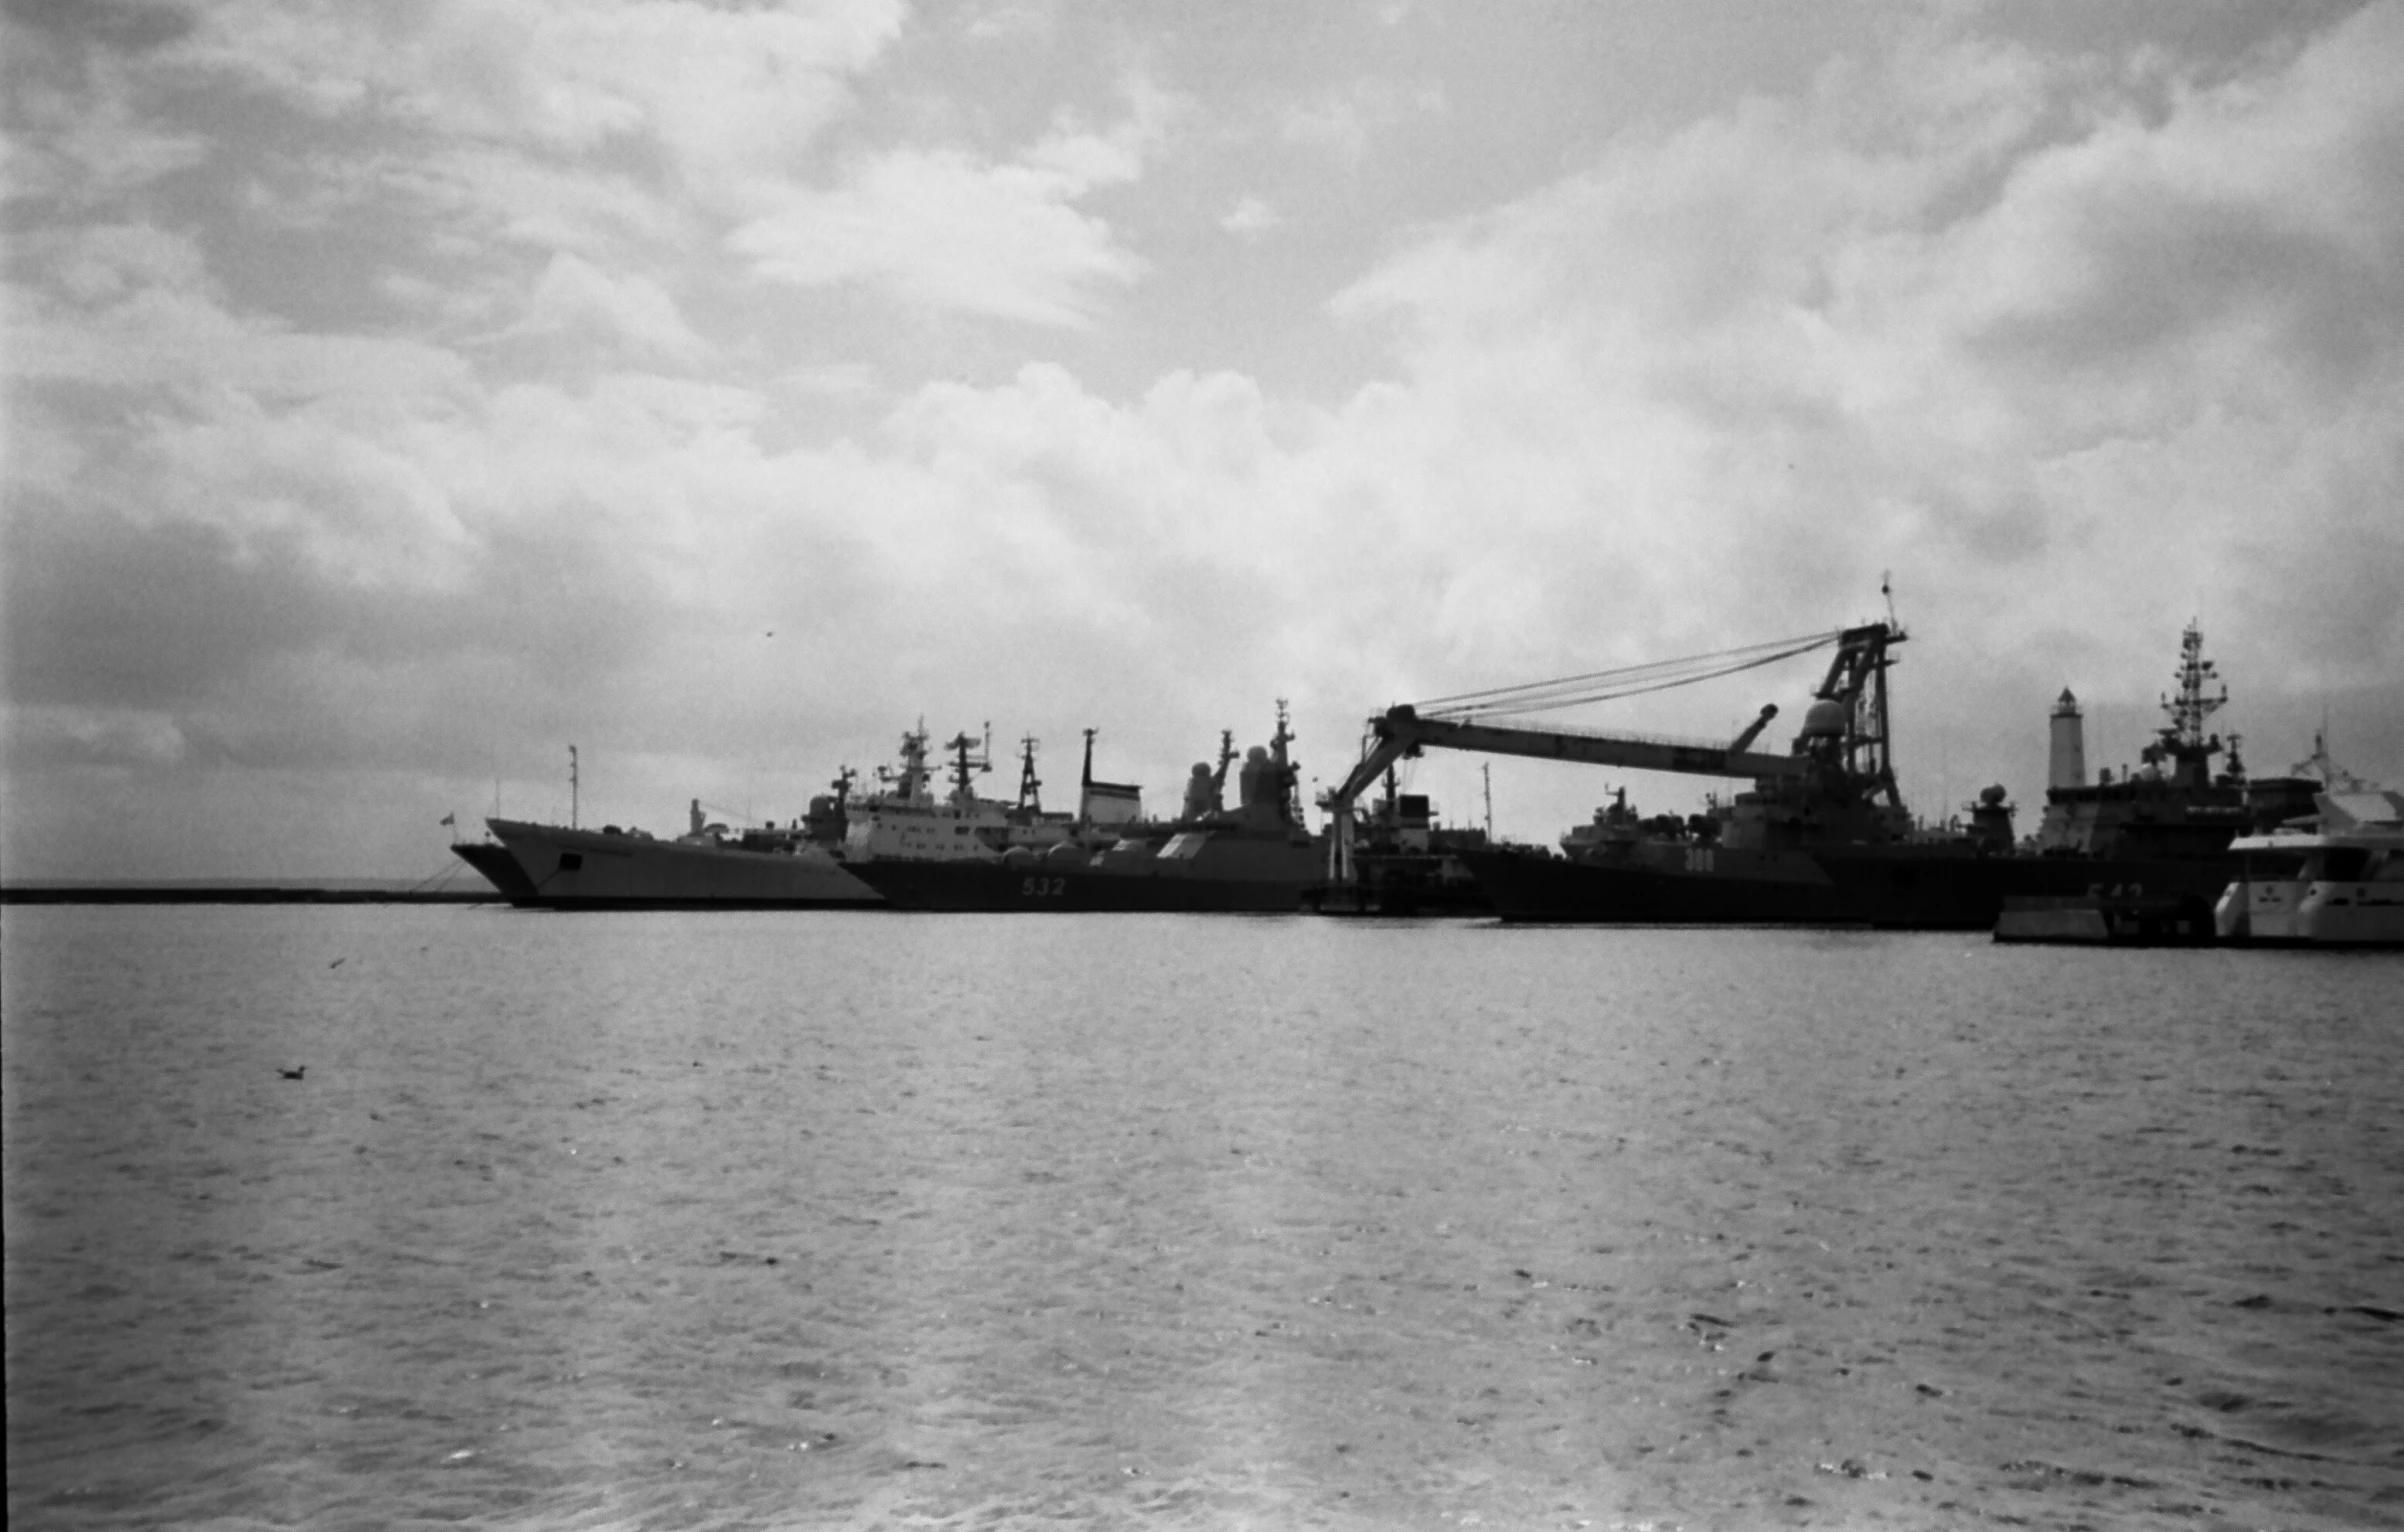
[
  {"x1": 1321, "y1": 620, "x2": 1903, "y2": 880},
  {"x1": 1321, "y1": 707, "x2": 1801, "y2": 879}
]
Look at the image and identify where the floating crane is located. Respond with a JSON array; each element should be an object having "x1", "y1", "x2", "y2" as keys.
[{"x1": 1321, "y1": 622, "x2": 1905, "y2": 880}]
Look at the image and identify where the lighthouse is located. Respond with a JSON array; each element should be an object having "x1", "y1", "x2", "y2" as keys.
[{"x1": 2047, "y1": 688, "x2": 2086, "y2": 791}]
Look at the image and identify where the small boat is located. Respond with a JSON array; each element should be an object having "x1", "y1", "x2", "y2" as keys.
[{"x1": 2214, "y1": 786, "x2": 2404, "y2": 946}]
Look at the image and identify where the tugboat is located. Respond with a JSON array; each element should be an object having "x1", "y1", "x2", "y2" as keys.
[
  {"x1": 844, "y1": 705, "x2": 1322, "y2": 912},
  {"x1": 1817, "y1": 621, "x2": 2298, "y2": 929}
]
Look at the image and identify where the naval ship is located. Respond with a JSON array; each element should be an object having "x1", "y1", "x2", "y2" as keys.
[
  {"x1": 1812, "y1": 623, "x2": 2322, "y2": 928},
  {"x1": 847, "y1": 706, "x2": 1321, "y2": 912},
  {"x1": 447, "y1": 837, "x2": 538, "y2": 900},
  {"x1": 486, "y1": 794, "x2": 881, "y2": 910},
  {"x1": 479, "y1": 743, "x2": 882, "y2": 910}
]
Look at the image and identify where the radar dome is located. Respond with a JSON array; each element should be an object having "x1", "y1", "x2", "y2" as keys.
[
  {"x1": 1979, "y1": 784, "x2": 2008, "y2": 807},
  {"x1": 1800, "y1": 700, "x2": 1851, "y2": 738}
]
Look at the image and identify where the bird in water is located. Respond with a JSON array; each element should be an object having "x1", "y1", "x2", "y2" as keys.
[{"x1": 278, "y1": 1066, "x2": 306, "y2": 1081}]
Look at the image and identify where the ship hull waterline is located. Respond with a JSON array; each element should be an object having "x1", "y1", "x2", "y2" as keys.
[
  {"x1": 1459, "y1": 849, "x2": 1865, "y2": 925},
  {"x1": 849, "y1": 857, "x2": 1311, "y2": 913},
  {"x1": 1811, "y1": 846, "x2": 2238, "y2": 931},
  {"x1": 487, "y1": 819, "x2": 884, "y2": 910},
  {"x1": 449, "y1": 840, "x2": 540, "y2": 901}
]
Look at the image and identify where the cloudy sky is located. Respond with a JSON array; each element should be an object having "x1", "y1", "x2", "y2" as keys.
[{"x1": 5, "y1": 0, "x2": 2401, "y2": 881}]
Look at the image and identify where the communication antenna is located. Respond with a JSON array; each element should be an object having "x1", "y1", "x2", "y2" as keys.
[
  {"x1": 569, "y1": 745, "x2": 579, "y2": 829},
  {"x1": 1482, "y1": 762, "x2": 1493, "y2": 839}
]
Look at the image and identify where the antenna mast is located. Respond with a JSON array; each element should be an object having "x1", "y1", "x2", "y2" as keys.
[{"x1": 569, "y1": 744, "x2": 579, "y2": 830}]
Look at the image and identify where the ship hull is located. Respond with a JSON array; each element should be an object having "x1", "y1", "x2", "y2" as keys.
[
  {"x1": 488, "y1": 819, "x2": 883, "y2": 909},
  {"x1": 851, "y1": 827, "x2": 1320, "y2": 913},
  {"x1": 848, "y1": 858, "x2": 1309, "y2": 912},
  {"x1": 449, "y1": 841, "x2": 537, "y2": 900},
  {"x1": 1812, "y1": 846, "x2": 2237, "y2": 930},
  {"x1": 1461, "y1": 848, "x2": 1859, "y2": 924}
]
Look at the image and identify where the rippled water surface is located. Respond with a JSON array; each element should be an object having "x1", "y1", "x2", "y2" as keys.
[{"x1": 5, "y1": 906, "x2": 2401, "y2": 1531}]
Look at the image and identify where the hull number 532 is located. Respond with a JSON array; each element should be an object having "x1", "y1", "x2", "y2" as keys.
[{"x1": 1020, "y1": 876, "x2": 1068, "y2": 897}]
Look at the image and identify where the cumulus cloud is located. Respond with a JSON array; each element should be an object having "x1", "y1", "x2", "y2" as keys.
[
  {"x1": 511, "y1": 251, "x2": 711, "y2": 363},
  {"x1": 729, "y1": 96, "x2": 1165, "y2": 326},
  {"x1": 168, "y1": 0, "x2": 902, "y2": 192},
  {"x1": 1325, "y1": 6, "x2": 2404, "y2": 696},
  {"x1": 6, "y1": 2, "x2": 2401, "y2": 877}
]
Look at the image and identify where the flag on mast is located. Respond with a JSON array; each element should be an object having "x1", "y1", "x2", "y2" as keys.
[{"x1": 440, "y1": 813, "x2": 456, "y2": 827}]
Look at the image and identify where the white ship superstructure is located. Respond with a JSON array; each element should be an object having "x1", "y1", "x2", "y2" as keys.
[
  {"x1": 2215, "y1": 786, "x2": 2404, "y2": 946},
  {"x1": 840, "y1": 726, "x2": 1079, "y2": 863}
]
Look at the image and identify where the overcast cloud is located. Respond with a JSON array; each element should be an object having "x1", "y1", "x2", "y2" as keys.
[{"x1": 5, "y1": 0, "x2": 2400, "y2": 879}]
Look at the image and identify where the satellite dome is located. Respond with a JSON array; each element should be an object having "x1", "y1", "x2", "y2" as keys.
[{"x1": 1979, "y1": 784, "x2": 2008, "y2": 807}]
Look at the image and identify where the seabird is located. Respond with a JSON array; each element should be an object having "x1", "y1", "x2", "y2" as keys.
[{"x1": 279, "y1": 1066, "x2": 306, "y2": 1080}]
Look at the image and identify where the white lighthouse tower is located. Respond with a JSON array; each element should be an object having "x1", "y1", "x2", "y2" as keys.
[
  {"x1": 2033, "y1": 687, "x2": 2090, "y2": 851},
  {"x1": 2047, "y1": 688, "x2": 2086, "y2": 791}
]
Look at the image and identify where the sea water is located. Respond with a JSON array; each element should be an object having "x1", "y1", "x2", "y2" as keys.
[{"x1": 4, "y1": 906, "x2": 2399, "y2": 1531}]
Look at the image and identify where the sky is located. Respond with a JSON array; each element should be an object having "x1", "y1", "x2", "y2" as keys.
[{"x1": 4, "y1": 0, "x2": 2401, "y2": 881}]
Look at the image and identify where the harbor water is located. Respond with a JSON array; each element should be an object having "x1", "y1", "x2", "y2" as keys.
[{"x1": 5, "y1": 907, "x2": 2400, "y2": 1530}]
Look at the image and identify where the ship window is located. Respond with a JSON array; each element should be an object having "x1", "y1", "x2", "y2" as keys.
[
  {"x1": 2243, "y1": 852, "x2": 2306, "y2": 879},
  {"x1": 559, "y1": 852, "x2": 584, "y2": 872},
  {"x1": 2318, "y1": 848, "x2": 2371, "y2": 882},
  {"x1": 2369, "y1": 852, "x2": 2404, "y2": 882}
]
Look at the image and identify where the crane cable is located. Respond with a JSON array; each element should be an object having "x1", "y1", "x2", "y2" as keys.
[{"x1": 1415, "y1": 628, "x2": 1842, "y2": 721}]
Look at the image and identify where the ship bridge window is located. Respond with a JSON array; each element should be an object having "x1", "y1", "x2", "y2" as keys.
[
  {"x1": 2242, "y1": 851, "x2": 2307, "y2": 879},
  {"x1": 2317, "y1": 841, "x2": 2375, "y2": 880},
  {"x1": 2311, "y1": 848, "x2": 2372, "y2": 882},
  {"x1": 2369, "y1": 851, "x2": 2404, "y2": 882}
]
